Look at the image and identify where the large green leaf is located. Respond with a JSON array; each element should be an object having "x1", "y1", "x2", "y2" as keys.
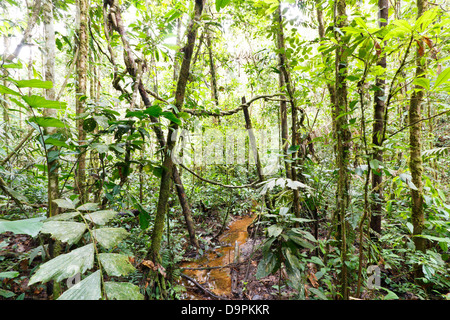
[
  {"x1": 0, "y1": 217, "x2": 44, "y2": 237},
  {"x1": 143, "y1": 105, "x2": 162, "y2": 117},
  {"x1": 256, "y1": 252, "x2": 279, "y2": 279},
  {"x1": 28, "y1": 244, "x2": 95, "y2": 285},
  {"x1": 0, "y1": 84, "x2": 21, "y2": 96},
  {"x1": 215, "y1": 0, "x2": 231, "y2": 12},
  {"x1": 161, "y1": 111, "x2": 182, "y2": 125},
  {"x1": 104, "y1": 282, "x2": 144, "y2": 300},
  {"x1": 76, "y1": 202, "x2": 99, "y2": 211},
  {"x1": 434, "y1": 67, "x2": 450, "y2": 89},
  {"x1": 22, "y1": 95, "x2": 67, "y2": 110},
  {"x1": 44, "y1": 211, "x2": 80, "y2": 222},
  {"x1": 91, "y1": 227, "x2": 129, "y2": 249},
  {"x1": 53, "y1": 198, "x2": 76, "y2": 210},
  {"x1": 41, "y1": 221, "x2": 87, "y2": 245},
  {"x1": 15, "y1": 79, "x2": 53, "y2": 89},
  {"x1": 57, "y1": 270, "x2": 102, "y2": 300},
  {"x1": 29, "y1": 116, "x2": 66, "y2": 128},
  {"x1": 97, "y1": 253, "x2": 135, "y2": 277},
  {"x1": 83, "y1": 210, "x2": 117, "y2": 225}
]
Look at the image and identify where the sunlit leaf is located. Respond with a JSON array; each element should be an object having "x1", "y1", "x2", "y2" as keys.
[
  {"x1": 28, "y1": 244, "x2": 95, "y2": 285},
  {"x1": 97, "y1": 253, "x2": 135, "y2": 277},
  {"x1": 15, "y1": 79, "x2": 53, "y2": 89},
  {"x1": 0, "y1": 217, "x2": 44, "y2": 237},
  {"x1": 91, "y1": 227, "x2": 129, "y2": 249},
  {"x1": 104, "y1": 282, "x2": 144, "y2": 300},
  {"x1": 83, "y1": 210, "x2": 117, "y2": 225},
  {"x1": 41, "y1": 221, "x2": 86, "y2": 245},
  {"x1": 57, "y1": 270, "x2": 101, "y2": 300}
]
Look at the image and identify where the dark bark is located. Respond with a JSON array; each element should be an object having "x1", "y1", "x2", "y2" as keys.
[
  {"x1": 409, "y1": 0, "x2": 428, "y2": 283},
  {"x1": 334, "y1": 0, "x2": 351, "y2": 300},
  {"x1": 275, "y1": 5, "x2": 301, "y2": 217},
  {"x1": 75, "y1": 0, "x2": 89, "y2": 203},
  {"x1": 370, "y1": 0, "x2": 389, "y2": 237}
]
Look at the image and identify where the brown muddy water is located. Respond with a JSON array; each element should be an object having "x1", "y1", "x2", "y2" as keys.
[{"x1": 179, "y1": 214, "x2": 255, "y2": 299}]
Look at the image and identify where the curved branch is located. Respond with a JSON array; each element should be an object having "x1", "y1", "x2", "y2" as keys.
[
  {"x1": 183, "y1": 93, "x2": 285, "y2": 117},
  {"x1": 177, "y1": 163, "x2": 260, "y2": 189}
]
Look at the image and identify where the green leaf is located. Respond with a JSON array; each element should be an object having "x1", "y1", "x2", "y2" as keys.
[
  {"x1": 91, "y1": 143, "x2": 109, "y2": 154},
  {"x1": 104, "y1": 282, "x2": 144, "y2": 300},
  {"x1": 76, "y1": 202, "x2": 99, "y2": 211},
  {"x1": 83, "y1": 210, "x2": 117, "y2": 225},
  {"x1": 41, "y1": 221, "x2": 87, "y2": 245},
  {"x1": 392, "y1": 19, "x2": 412, "y2": 31},
  {"x1": 434, "y1": 67, "x2": 450, "y2": 89},
  {"x1": 0, "y1": 84, "x2": 21, "y2": 96},
  {"x1": 44, "y1": 137, "x2": 69, "y2": 148},
  {"x1": 15, "y1": 79, "x2": 53, "y2": 89},
  {"x1": 22, "y1": 95, "x2": 67, "y2": 110},
  {"x1": 256, "y1": 252, "x2": 279, "y2": 279},
  {"x1": 97, "y1": 253, "x2": 136, "y2": 277},
  {"x1": 308, "y1": 287, "x2": 328, "y2": 300},
  {"x1": 0, "y1": 217, "x2": 44, "y2": 237},
  {"x1": 161, "y1": 111, "x2": 181, "y2": 125},
  {"x1": 53, "y1": 198, "x2": 76, "y2": 210},
  {"x1": 215, "y1": 0, "x2": 231, "y2": 12},
  {"x1": 91, "y1": 227, "x2": 129, "y2": 249},
  {"x1": 29, "y1": 244, "x2": 95, "y2": 285},
  {"x1": 57, "y1": 270, "x2": 102, "y2": 300},
  {"x1": 143, "y1": 105, "x2": 162, "y2": 117},
  {"x1": 267, "y1": 225, "x2": 283, "y2": 238},
  {"x1": 413, "y1": 77, "x2": 430, "y2": 90},
  {"x1": 29, "y1": 116, "x2": 66, "y2": 128},
  {"x1": 0, "y1": 271, "x2": 20, "y2": 279},
  {"x1": 0, "y1": 289, "x2": 16, "y2": 298},
  {"x1": 44, "y1": 211, "x2": 81, "y2": 222}
]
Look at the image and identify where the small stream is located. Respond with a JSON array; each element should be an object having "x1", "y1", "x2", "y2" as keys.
[{"x1": 179, "y1": 215, "x2": 255, "y2": 299}]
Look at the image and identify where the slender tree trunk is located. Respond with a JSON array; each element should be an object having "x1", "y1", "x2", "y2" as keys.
[
  {"x1": 409, "y1": 0, "x2": 428, "y2": 283},
  {"x1": 275, "y1": 5, "x2": 301, "y2": 217},
  {"x1": 370, "y1": 0, "x2": 389, "y2": 237},
  {"x1": 43, "y1": 0, "x2": 61, "y2": 299},
  {"x1": 242, "y1": 97, "x2": 272, "y2": 210},
  {"x1": 334, "y1": 0, "x2": 351, "y2": 300},
  {"x1": 75, "y1": 0, "x2": 88, "y2": 203},
  {"x1": 103, "y1": 0, "x2": 200, "y2": 250},
  {"x1": 206, "y1": 31, "x2": 219, "y2": 108},
  {"x1": 43, "y1": 0, "x2": 59, "y2": 217},
  {"x1": 150, "y1": 0, "x2": 204, "y2": 262},
  {"x1": 278, "y1": 54, "x2": 290, "y2": 179}
]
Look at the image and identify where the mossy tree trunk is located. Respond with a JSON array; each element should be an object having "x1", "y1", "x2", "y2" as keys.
[
  {"x1": 75, "y1": 0, "x2": 88, "y2": 203},
  {"x1": 409, "y1": 0, "x2": 428, "y2": 283},
  {"x1": 370, "y1": 0, "x2": 389, "y2": 237},
  {"x1": 334, "y1": 0, "x2": 351, "y2": 300}
]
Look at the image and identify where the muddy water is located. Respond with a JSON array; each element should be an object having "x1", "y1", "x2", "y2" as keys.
[{"x1": 180, "y1": 215, "x2": 255, "y2": 299}]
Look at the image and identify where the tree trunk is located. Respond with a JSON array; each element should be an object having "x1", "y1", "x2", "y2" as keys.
[
  {"x1": 409, "y1": 0, "x2": 428, "y2": 283},
  {"x1": 75, "y1": 0, "x2": 88, "y2": 203},
  {"x1": 370, "y1": 0, "x2": 389, "y2": 238},
  {"x1": 43, "y1": 0, "x2": 62, "y2": 299},
  {"x1": 242, "y1": 97, "x2": 272, "y2": 210},
  {"x1": 103, "y1": 0, "x2": 200, "y2": 250},
  {"x1": 43, "y1": 0, "x2": 59, "y2": 217},
  {"x1": 275, "y1": 5, "x2": 301, "y2": 217},
  {"x1": 150, "y1": 0, "x2": 204, "y2": 262},
  {"x1": 334, "y1": 0, "x2": 351, "y2": 300}
]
